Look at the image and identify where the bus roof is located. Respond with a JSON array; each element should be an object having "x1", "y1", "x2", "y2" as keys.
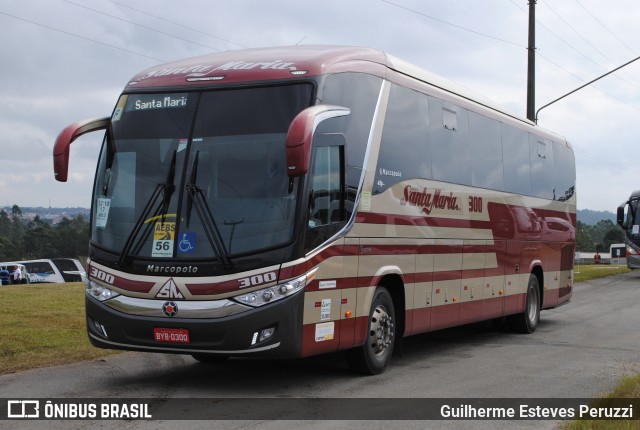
[
  {"x1": 126, "y1": 45, "x2": 564, "y2": 143},
  {"x1": 127, "y1": 45, "x2": 388, "y2": 88}
]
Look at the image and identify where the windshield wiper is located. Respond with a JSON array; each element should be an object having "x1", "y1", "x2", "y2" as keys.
[
  {"x1": 118, "y1": 151, "x2": 177, "y2": 266},
  {"x1": 186, "y1": 151, "x2": 233, "y2": 269}
]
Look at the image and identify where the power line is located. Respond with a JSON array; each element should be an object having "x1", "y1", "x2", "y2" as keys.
[
  {"x1": 540, "y1": 0, "x2": 614, "y2": 67},
  {"x1": 63, "y1": 0, "x2": 222, "y2": 53},
  {"x1": 381, "y1": 0, "x2": 526, "y2": 49},
  {"x1": 0, "y1": 10, "x2": 165, "y2": 62},
  {"x1": 540, "y1": 0, "x2": 640, "y2": 89},
  {"x1": 574, "y1": 0, "x2": 637, "y2": 57},
  {"x1": 510, "y1": 0, "x2": 640, "y2": 94},
  {"x1": 106, "y1": 0, "x2": 249, "y2": 49}
]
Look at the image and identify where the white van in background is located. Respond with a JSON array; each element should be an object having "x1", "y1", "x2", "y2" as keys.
[{"x1": 19, "y1": 259, "x2": 86, "y2": 283}]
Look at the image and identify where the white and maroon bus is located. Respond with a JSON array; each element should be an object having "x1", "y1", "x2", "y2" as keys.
[{"x1": 53, "y1": 46, "x2": 576, "y2": 374}]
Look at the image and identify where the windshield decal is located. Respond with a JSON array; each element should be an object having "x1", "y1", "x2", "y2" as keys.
[
  {"x1": 112, "y1": 96, "x2": 127, "y2": 122},
  {"x1": 178, "y1": 233, "x2": 196, "y2": 254},
  {"x1": 95, "y1": 198, "x2": 111, "y2": 228},
  {"x1": 152, "y1": 222, "x2": 175, "y2": 258},
  {"x1": 177, "y1": 138, "x2": 188, "y2": 153}
]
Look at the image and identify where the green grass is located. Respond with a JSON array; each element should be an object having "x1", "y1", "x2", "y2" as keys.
[
  {"x1": 0, "y1": 282, "x2": 119, "y2": 375},
  {"x1": 561, "y1": 374, "x2": 640, "y2": 429},
  {"x1": 573, "y1": 264, "x2": 632, "y2": 283}
]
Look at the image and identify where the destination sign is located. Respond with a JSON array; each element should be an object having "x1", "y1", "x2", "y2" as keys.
[{"x1": 126, "y1": 94, "x2": 189, "y2": 112}]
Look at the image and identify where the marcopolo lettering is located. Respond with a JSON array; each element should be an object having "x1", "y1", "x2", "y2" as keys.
[
  {"x1": 401, "y1": 185, "x2": 461, "y2": 215},
  {"x1": 147, "y1": 265, "x2": 198, "y2": 274}
]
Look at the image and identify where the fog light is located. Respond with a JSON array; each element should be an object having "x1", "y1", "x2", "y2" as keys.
[
  {"x1": 259, "y1": 327, "x2": 275, "y2": 342},
  {"x1": 91, "y1": 319, "x2": 108, "y2": 339}
]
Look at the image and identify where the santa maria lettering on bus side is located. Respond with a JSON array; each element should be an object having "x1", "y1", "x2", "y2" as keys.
[{"x1": 401, "y1": 185, "x2": 461, "y2": 215}]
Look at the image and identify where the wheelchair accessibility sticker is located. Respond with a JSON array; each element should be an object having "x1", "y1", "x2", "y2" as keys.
[{"x1": 178, "y1": 232, "x2": 196, "y2": 254}]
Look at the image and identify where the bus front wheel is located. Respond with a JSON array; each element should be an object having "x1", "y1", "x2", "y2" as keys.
[{"x1": 346, "y1": 286, "x2": 395, "y2": 375}]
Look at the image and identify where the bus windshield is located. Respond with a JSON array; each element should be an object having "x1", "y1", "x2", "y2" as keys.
[
  {"x1": 92, "y1": 84, "x2": 313, "y2": 261},
  {"x1": 625, "y1": 197, "x2": 640, "y2": 234}
]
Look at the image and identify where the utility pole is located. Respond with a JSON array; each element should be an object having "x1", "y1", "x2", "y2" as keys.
[{"x1": 526, "y1": 0, "x2": 536, "y2": 122}]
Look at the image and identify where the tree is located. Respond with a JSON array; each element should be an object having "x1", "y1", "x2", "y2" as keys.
[
  {"x1": 0, "y1": 206, "x2": 89, "y2": 260},
  {"x1": 576, "y1": 219, "x2": 625, "y2": 253},
  {"x1": 602, "y1": 227, "x2": 625, "y2": 250},
  {"x1": 55, "y1": 215, "x2": 90, "y2": 259},
  {"x1": 576, "y1": 221, "x2": 595, "y2": 252},
  {"x1": 23, "y1": 217, "x2": 59, "y2": 259},
  {"x1": 0, "y1": 210, "x2": 11, "y2": 238}
]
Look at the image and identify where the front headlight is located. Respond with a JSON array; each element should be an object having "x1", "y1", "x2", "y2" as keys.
[
  {"x1": 85, "y1": 278, "x2": 120, "y2": 302},
  {"x1": 233, "y1": 268, "x2": 317, "y2": 307},
  {"x1": 627, "y1": 244, "x2": 638, "y2": 256}
]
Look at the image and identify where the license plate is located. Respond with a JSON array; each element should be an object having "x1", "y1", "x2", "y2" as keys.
[{"x1": 154, "y1": 328, "x2": 190, "y2": 344}]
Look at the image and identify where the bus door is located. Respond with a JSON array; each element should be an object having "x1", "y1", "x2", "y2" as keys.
[{"x1": 301, "y1": 132, "x2": 350, "y2": 356}]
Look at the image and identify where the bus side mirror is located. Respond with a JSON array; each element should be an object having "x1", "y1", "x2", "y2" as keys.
[
  {"x1": 617, "y1": 203, "x2": 628, "y2": 229},
  {"x1": 53, "y1": 117, "x2": 110, "y2": 182},
  {"x1": 285, "y1": 105, "x2": 350, "y2": 177}
]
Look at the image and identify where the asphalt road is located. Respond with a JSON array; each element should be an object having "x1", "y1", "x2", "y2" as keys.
[{"x1": 2, "y1": 271, "x2": 639, "y2": 430}]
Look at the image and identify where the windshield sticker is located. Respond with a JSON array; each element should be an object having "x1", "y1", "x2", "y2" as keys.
[
  {"x1": 95, "y1": 198, "x2": 111, "y2": 228},
  {"x1": 152, "y1": 222, "x2": 176, "y2": 258},
  {"x1": 178, "y1": 232, "x2": 196, "y2": 254},
  {"x1": 177, "y1": 139, "x2": 188, "y2": 153},
  {"x1": 111, "y1": 96, "x2": 127, "y2": 122},
  {"x1": 126, "y1": 94, "x2": 189, "y2": 112},
  {"x1": 633, "y1": 225, "x2": 639, "y2": 235}
]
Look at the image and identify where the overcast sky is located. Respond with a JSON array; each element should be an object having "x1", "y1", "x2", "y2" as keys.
[{"x1": 2, "y1": 0, "x2": 640, "y2": 212}]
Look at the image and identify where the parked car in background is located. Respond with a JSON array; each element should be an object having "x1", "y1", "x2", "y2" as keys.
[
  {"x1": 16, "y1": 259, "x2": 85, "y2": 283},
  {"x1": 50, "y1": 258, "x2": 86, "y2": 282}
]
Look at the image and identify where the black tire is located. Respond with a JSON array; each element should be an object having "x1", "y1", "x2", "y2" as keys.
[
  {"x1": 346, "y1": 286, "x2": 396, "y2": 375},
  {"x1": 508, "y1": 273, "x2": 541, "y2": 333},
  {"x1": 191, "y1": 354, "x2": 229, "y2": 364}
]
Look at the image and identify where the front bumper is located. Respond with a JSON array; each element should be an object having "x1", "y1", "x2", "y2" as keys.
[
  {"x1": 86, "y1": 290, "x2": 304, "y2": 358},
  {"x1": 627, "y1": 254, "x2": 640, "y2": 270}
]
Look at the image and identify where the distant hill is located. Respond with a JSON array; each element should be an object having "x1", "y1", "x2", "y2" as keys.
[
  {"x1": 577, "y1": 209, "x2": 616, "y2": 225},
  {"x1": 0, "y1": 206, "x2": 90, "y2": 224}
]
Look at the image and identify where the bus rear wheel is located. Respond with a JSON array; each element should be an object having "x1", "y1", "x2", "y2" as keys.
[
  {"x1": 346, "y1": 286, "x2": 395, "y2": 375},
  {"x1": 508, "y1": 274, "x2": 540, "y2": 333}
]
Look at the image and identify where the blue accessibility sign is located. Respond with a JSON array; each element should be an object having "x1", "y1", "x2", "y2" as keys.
[{"x1": 178, "y1": 232, "x2": 196, "y2": 254}]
